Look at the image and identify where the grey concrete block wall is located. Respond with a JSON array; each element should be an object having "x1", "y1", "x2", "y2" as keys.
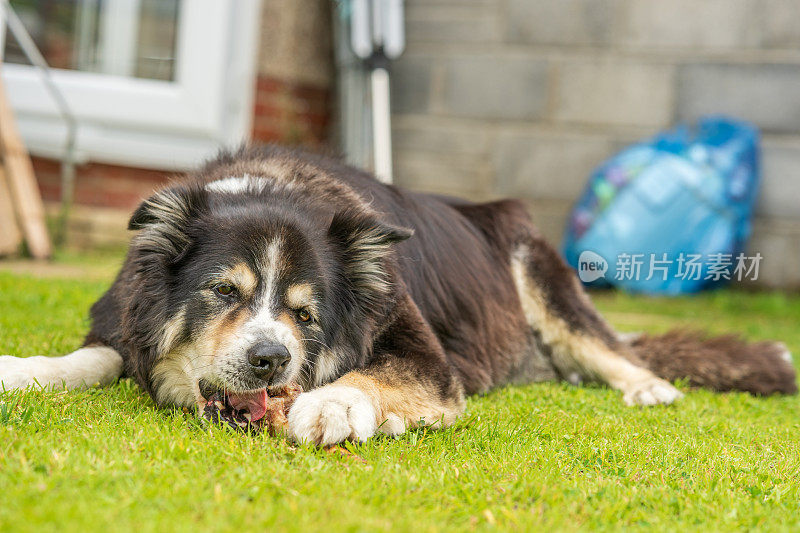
[
  {"x1": 677, "y1": 64, "x2": 800, "y2": 134},
  {"x1": 759, "y1": 141, "x2": 800, "y2": 219},
  {"x1": 556, "y1": 61, "x2": 674, "y2": 127},
  {"x1": 620, "y1": 0, "x2": 759, "y2": 49},
  {"x1": 405, "y1": 3, "x2": 502, "y2": 43},
  {"x1": 390, "y1": 0, "x2": 800, "y2": 289},
  {"x1": 757, "y1": 0, "x2": 800, "y2": 48},
  {"x1": 390, "y1": 57, "x2": 434, "y2": 114},
  {"x1": 493, "y1": 132, "x2": 616, "y2": 200},
  {"x1": 505, "y1": 0, "x2": 619, "y2": 46},
  {"x1": 444, "y1": 56, "x2": 549, "y2": 119}
]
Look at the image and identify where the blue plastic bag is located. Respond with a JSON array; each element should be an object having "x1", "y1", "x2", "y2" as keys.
[{"x1": 562, "y1": 116, "x2": 761, "y2": 294}]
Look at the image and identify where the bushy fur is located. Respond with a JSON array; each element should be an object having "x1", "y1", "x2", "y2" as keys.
[{"x1": 629, "y1": 331, "x2": 796, "y2": 395}]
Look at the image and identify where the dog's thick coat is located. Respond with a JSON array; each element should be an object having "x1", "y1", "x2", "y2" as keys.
[{"x1": 1, "y1": 146, "x2": 795, "y2": 444}]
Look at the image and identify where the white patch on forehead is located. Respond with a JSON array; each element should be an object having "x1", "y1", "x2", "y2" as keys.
[
  {"x1": 206, "y1": 174, "x2": 269, "y2": 194},
  {"x1": 206, "y1": 171, "x2": 297, "y2": 195}
]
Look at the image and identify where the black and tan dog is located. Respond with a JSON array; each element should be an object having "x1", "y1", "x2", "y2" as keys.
[{"x1": 0, "y1": 146, "x2": 795, "y2": 444}]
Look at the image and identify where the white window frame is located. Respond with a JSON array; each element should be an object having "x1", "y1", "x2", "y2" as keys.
[{"x1": 0, "y1": 0, "x2": 261, "y2": 170}]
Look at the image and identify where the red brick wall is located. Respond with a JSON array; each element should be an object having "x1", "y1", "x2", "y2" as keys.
[
  {"x1": 33, "y1": 157, "x2": 174, "y2": 211},
  {"x1": 251, "y1": 74, "x2": 331, "y2": 145}
]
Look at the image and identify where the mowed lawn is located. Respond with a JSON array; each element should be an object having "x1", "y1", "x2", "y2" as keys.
[{"x1": 1, "y1": 253, "x2": 799, "y2": 532}]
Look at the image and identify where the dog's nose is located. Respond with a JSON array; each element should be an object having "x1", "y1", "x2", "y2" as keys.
[{"x1": 247, "y1": 342, "x2": 290, "y2": 382}]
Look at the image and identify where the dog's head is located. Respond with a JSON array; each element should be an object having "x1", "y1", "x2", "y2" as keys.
[{"x1": 123, "y1": 175, "x2": 411, "y2": 417}]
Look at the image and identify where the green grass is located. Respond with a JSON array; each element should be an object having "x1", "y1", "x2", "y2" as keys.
[{"x1": 1, "y1": 258, "x2": 800, "y2": 532}]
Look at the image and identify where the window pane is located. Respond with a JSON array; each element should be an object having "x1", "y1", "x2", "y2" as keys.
[
  {"x1": 135, "y1": 0, "x2": 180, "y2": 80},
  {"x1": 3, "y1": 0, "x2": 180, "y2": 81}
]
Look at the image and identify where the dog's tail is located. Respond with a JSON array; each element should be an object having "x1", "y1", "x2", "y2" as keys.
[
  {"x1": 624, "y1": 331, "x2": 797, "y2": 395},
  {"x1": 0, "y1": 345, "x2": 123, "y2": 392}
]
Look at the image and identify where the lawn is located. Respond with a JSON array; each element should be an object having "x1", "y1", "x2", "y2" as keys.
[{"x1": 1, "y1": 253, "x2": 799, "y2": 532}]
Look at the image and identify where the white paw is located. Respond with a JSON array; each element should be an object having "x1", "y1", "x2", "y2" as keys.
[
  {"x1": 287, "y1": 385, "x2": 377, "y2": 445},
  {"x1": 622, "y1": 377, "x2": 683, "y2": 406},
  {"x1": 0, "y1": 355, "x2": 42, "y2": 390}
]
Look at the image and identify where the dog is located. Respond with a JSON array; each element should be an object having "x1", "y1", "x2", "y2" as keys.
[{"x1": 1, "y1": 145, "x2": 796, "y2": 445}]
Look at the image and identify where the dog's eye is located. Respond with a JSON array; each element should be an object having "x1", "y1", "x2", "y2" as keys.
[
  {"x1": 297, "y1": 309, "x2": 312, "y2": 322},
  {"x1": 213, "y1": 284, "x2": 237, "y2": 298}
]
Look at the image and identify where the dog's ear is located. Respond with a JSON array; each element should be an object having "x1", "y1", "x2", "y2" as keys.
[
  {"x1": 122, "y1": 184, "x2": 207, "y2": 371},
  {"x1": 328, "y1": 209, "x2": 413, "y2": 305},
  {"x1": 129, "y1": 184, "x2": 205, "y2": 230},
  {"x1": 328, "y1": 209, "x2": 413, "y2": 254},
  {"x1": 128, "y1": 184, "x2": 207, "y2": 258}
]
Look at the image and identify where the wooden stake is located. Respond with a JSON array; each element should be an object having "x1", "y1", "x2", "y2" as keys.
[
  {"x1": 0, "y1": 73, "x2": 52, "y2": 259},
  {"x1": 0, "y1": 162, "x2": 22, "y2": 255}
]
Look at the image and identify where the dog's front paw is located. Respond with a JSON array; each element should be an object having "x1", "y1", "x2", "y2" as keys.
[
  {"x1": 287, "y1": 385, "x2": 377, "y2": 445},
  {"x1": 622, "y1": 377, "x2": 683, "y2": 406}
]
